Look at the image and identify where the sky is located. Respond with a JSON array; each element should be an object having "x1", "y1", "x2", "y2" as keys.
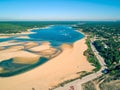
[{"x1": 0, "y1": 0, "x2": 120, "y2": 21}]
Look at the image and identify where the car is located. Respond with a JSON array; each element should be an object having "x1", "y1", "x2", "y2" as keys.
[{"x1": 101, "y1": 68, "x2": 109, "y2": 74}]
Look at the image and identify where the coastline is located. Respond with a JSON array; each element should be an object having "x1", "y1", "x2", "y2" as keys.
[
  {"x1": 0, "y1": 36, "x2": 94, "y2": 90},
  {"x1": 0, "y1": 25, "x2": 53, "y2": 38},
  {"x1": 0, "y1": 27, "x2": 41, "y2": 38}
]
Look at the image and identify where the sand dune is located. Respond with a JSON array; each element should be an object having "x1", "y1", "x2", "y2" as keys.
[
  {"x1": 0, "y1": 38, "x2": 94, "y2": 90},
  {"x1": 13, "y1": 56, "x2": 40, "y2": 64},
  {"x1": 0, "y1": 50, "x2": 39, "y2": 62},
  {"x1": 29, "y1": 42, "x2": 50, "y2": 52},
  {"x1": 0, "y1": 46, "x2": 24, "y2": 54},
  {"x1": 15, "y1": 36, "x2": 30, "y2": 39},
  {"x1": 24, "y1": 42, "x2": 38, "y2": 49},
  {"x1": 0, "y1": 41, "x2": 21, "y2": 47}
]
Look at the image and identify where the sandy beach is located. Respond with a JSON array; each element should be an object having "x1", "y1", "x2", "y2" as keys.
[
  {"x1": 0, "y1": 28, "x2": 37, "y2": 39},
  {"x1": 0, "y1": 37, "x2": 94, "y2": 90}
]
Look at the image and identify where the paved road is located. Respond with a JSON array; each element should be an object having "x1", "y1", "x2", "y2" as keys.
[
  {"x1": 54, "y1": 71, "x2": 102, "y2": 90},
  {"x1": 54, "y1": 41, "x2": 106, "y2": 90},
  {"x1": 90, "y1": 42, "x2": 106, "y2": 68}
]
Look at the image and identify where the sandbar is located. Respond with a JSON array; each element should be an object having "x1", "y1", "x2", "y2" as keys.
[{"x1": 0, "y1": 37, "x2": 94, "y2": 90}]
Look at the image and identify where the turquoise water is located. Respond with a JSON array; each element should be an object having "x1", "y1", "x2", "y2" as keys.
[
  {"x1": 0, "y1": 25, "x2": 84, "y2": 77},
  {"x1": 0, "y1": 57, "x2": 48, "y2": 77},
  {"x1": 0, "y1": 26, "x2": 84, "y2": 45},
  {"x1": 29, "y1": 25, "x2": 84, "y2": 46},
  {"x1": 0, "y1": 36, "x2": 15, "y2": 42}
]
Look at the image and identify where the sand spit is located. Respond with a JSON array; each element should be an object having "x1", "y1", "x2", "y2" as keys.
[
  {"x1": 13, "y1": 56, "x2": 40, "y2": 64},
  {"x1": 0, "y1": 40, "x2": 21, "y2": 47},
  {"x1": 29, "y1": 42, "x2": 50, "y2": 52},
  {"x1": 24, "y1": 42, "x2": 39, "y2": 49},
  {"x1": 0, "y1": 46, "x2": 24, "y2": 53},
  {"x1": 15, "y1": 36, "x2": 30, "y2": 39},
  {"x1": 0, "y1": 36, "x2": 10, "y2": 38},
  {"x1": 0, "y1": 50, "x2": 39, "y2": 62},
  {"x1": 0, "y1": 46, "x2": 5, "y2": 50},
  {"x1": 0, "y1": 38, "x2": 94, "y2": 90},
  {"x1": 0, "y1": 26, "x2": 50, "y2": 41}
]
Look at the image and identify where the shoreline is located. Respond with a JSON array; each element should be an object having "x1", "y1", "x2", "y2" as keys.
[
  {"x1": 0, "y1": 25, "x2": 53, "y2": 38},
  {"x1": 0, "y1": 26, "x2": 94, "y2": 90},
  {"x1": 0, "y1": 36, "x2": 94, "y2": 90}
]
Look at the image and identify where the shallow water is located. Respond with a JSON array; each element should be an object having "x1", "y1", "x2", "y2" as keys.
[
  {"x1": 0, "y1": 25, "x2": 84, "y2": 77},
  {"x1": 0, "y1": 26, "x2": 84, "y2": 46},
  {"x1": 29, "y1": 25, "x2": 84, "y2": 46},
  {"x1": 0, "y1": 57, "x2": 48, "y2": 77}
]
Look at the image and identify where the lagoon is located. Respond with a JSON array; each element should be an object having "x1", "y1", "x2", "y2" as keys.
[
  {"x1": 29, "y1": 25, "x2": 84, "y2": 46},
  {"x1": 0, "y1": 26, "x2": 84, "y2": 46},
  {"x1": 0, "y1": 25, "x2": 84, "y2": 77}
]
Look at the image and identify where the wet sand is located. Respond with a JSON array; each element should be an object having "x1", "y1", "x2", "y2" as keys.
[
  {"x1": 0, "y1": 40, "x2": 22, "y2": 47},
  {"x1": 0, "y1": 42, "x2": 55, "y2": 63},
  {"x1": 29, "y1": 42, "x2": 50, "y2": 52},
  {"x1": 0, "y1": 37, "x2": 94, "y2": 90},
  {"x1": 15, "y1": 36, "x2": 30, "y2": 39}
]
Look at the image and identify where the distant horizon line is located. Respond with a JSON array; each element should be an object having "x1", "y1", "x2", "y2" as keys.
[{"x1": 0, "y1": 20, "x2": 120, "y2": 22}]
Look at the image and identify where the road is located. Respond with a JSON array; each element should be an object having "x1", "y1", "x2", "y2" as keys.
[
  {"x1": 54, "y1": 41, "x2": 106, "y2": 90},
  {"x1": 90, "y1": 42, "x2": 106, "y2": 68}
]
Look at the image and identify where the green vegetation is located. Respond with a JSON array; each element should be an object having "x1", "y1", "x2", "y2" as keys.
[
  {"x1": 0, "y1": 21, "x2": 48, "y2": 34},
  {"x1": 84, "y1": 37, "x2": 101, "y2": 72},
  {"x1": 0, "y1": 21, "x2": 78, "y2": 34},
  {"x1": 50, "y1": 77, "x2": 80, "y2": 90},
  {"x1": 82, "y1": 73, "x2": 120, "y2": 90},
  {"x1": 73, "y1": 21, "x2": 120, "y2": 74},
  {"x1": 79, "y1": 71, "x2": 93, "y2": 79},
  {"x1": 82, "y1": 81, "x2": 96, "y2": 90},
  {"x1": 99, "y1": 72, "x2": 120, "y2": 90},
  {"x1": 0, "y1": 23, "x2": 26, "y2": 33},
  {"x1": 51, "y1": 71, "x2": 93, "y2": 90},
  {"x1": 93, "y1": 40, "x2": 120, "y2": 67},
  {"x1": 73, "y1": 22, "x2": 120, "y2": 90}
]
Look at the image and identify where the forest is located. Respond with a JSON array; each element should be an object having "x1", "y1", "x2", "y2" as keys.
[
  {"x1": 0, "y1": 21, "x2": 77, "y2": 33},
  {"x1": 1, "y1": 21, "x2": 120, "y2": 70},
  {"x1": 74, "y1": 21, "x2": 120, "y2": 74}
]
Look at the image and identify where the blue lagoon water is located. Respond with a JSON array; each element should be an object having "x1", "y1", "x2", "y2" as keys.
[
  {"x1": 0, "y1": 25, "x2": 84, "y2": 77},
  {"x1": 0, "y1": 25, "x2": 84, "y2": 45},
  {"x1": 29, "y1": 25, "x2": 84, "y2": 46}
]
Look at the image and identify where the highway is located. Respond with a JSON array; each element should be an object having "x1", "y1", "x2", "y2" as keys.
[{"x1": 54, "y1": 41, "x2": 106, "y2": 90}]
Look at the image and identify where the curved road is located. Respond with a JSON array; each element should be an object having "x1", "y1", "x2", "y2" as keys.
[{"x1": 54, "y1": 41, "x2": 107, "y2": 90}]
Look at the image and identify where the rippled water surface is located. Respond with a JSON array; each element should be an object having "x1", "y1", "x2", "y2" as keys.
[{"x1": 29, "y1": 25, "x2": 84, "y2": 46}]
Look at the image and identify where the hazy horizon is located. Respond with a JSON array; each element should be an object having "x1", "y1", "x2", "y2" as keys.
[{"x1": 0, "y1": 0, "x2": 120, "y2": 21}]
